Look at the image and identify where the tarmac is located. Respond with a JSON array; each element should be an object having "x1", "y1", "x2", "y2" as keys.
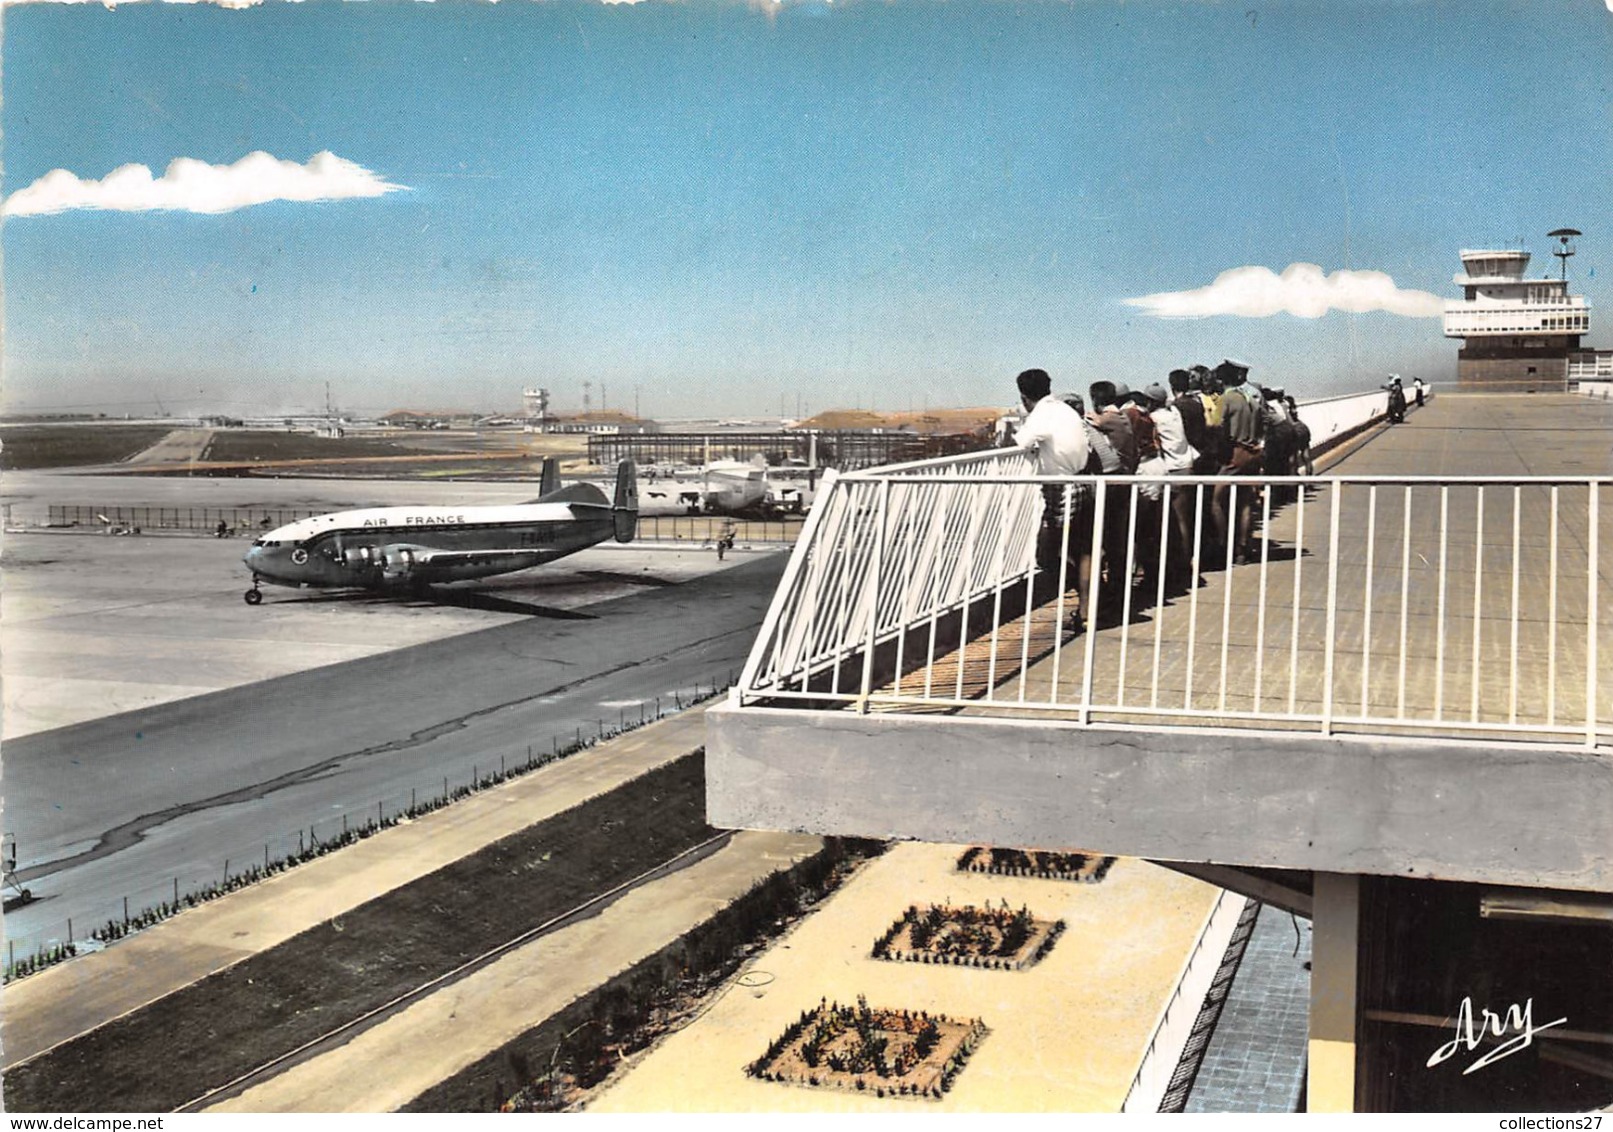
[{"x1": 2, "y1": 527, "x2": 760, "y2": 740}]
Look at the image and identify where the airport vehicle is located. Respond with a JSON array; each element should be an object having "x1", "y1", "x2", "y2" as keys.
[{"x1": 241, "y1": 460, "x2": 637, "y2": 604}]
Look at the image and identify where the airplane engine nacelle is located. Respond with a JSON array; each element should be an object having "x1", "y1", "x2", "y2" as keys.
[
  {"x1": 378, "y1": 546, "x2": 416, "y2": 576},
  {"x1": 343, "y1": 546, "x2": 376, "y2": 568}
]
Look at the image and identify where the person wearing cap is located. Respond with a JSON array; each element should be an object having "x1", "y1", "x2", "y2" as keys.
[
  {"x1": 1213, "y1": 358, "x2": 1264, "y2": 565},
  {"x1": 1011, "y1": 368, "x2": 1092, "y2": 629},
  {"x1": 1122, "y1": 384, "x2": 1159, "y2": 468},
  {"x1": 1386, "y1": 374, "x2": 1407, "y2": 424}
]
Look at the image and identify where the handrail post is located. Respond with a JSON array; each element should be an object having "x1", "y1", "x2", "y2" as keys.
[
  {"x1": 1079, "y1": 481, "x2": 1108, "y2": 725},
  {"x1": 1321, "y1": 484, "x2": 1343, "y2": 736},
  {"x1": 1588, "y1": 481, "x2": 1600, "y2": 749},
  {"x1": 857, "y1": 478, "x2": 892, "y2": 710}
]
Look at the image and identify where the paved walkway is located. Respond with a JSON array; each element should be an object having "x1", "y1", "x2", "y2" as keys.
[
  {"x1": 3, "y1": 707, "x2": 710, "y2": 1068},
  {"x1": 1185, "y1": 903, "x2": 1312, "y2": 1113}
]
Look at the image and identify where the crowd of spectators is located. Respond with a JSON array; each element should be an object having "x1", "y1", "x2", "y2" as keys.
[{"x1": 1007, "y1": 361, "x2": 1314, "y2": 634}]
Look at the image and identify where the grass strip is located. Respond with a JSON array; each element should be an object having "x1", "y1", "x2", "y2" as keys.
[
  {"x1": 403, "y1": 836, "x2": 887, "y2": 1113},
  {"x1": 201, "y1": 431, "x2": 451, "y2": 463},
  {"x1": 4, "y1": 752, "x2": 713, "y2": 1113},
  {"x1": 0, "y1": 426, "x2": 174, "y2": 470}
]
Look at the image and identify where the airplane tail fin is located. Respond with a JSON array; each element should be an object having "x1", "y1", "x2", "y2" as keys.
[{"x1": 613, "y1": 460, "x2": 638, "y2": 543}]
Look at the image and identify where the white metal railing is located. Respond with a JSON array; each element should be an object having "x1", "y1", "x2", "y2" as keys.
[
  {"x1": 1573, "y1": 348, "x2": 1613, "y2": 383},
  {"x1": 1121, "y1": 889, "x2": 1252, "y2": 1114},
  {"x1": 737, "y1": 448, "x2": 1044, "y2": 702},
  {"x1": 736, "y1": 458, "x2": 1611, "y2": 750}
]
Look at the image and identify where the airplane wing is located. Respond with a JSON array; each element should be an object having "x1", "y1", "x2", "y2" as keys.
[{"x1": 398, "y1": 548, "x2": 547, "y2": 567}]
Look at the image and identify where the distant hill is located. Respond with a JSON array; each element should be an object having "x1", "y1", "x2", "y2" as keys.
[
  {"x1": 557, "y1": 410, "x2": 650, "y2": 426},
  {"x1": 791, "y1": 407, "x2": 1002, "y2": 435}
]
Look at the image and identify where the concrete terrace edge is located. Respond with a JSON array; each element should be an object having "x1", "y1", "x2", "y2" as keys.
[{"x1": 706, "y1": 702, "x2": 1613, "y2": 895}]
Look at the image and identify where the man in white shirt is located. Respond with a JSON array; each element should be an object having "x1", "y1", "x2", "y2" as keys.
[
  {"x1": 1012, "y1": 368, "x2": 1092, "y2": 631},
  {"x1": 1014, "y1": 368, "x2": 1089, "y2": 475}
]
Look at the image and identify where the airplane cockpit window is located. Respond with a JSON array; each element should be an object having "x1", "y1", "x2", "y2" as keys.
[{"x1": 253, "y1": 538, "x2": 267, "y2": 547}]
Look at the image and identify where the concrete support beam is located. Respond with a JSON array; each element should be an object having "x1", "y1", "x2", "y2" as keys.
[
  {"x1": 707, "y1": 704, "x2": 1613, "y2": 893},
  {"x1": 1308, "y1": 873, "x2": 1361, "y2": 1113}
]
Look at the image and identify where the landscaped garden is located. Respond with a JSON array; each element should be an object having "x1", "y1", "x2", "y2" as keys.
[
  {"x1": 870, "y1": 902, "x2": 1065, "y2": 971},
  {"x1": 956, "y1": 846, "x2": 1116, "y2": 882},
  {"x1": 747, "y1": 996, "x2": 986, "y2": 1100}
]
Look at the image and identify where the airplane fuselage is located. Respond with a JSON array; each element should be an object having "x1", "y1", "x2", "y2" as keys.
[
  {"x1": 241, "y1": 460, "x2": 637, "y2": 603},
  {"x1": 245, "y1": 503, "x2": 614, "y2": 590}
]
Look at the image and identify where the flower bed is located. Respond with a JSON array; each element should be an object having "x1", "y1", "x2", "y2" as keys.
[
  {"x1": 747, "y1": 997, "x2": 986, "y2": 1100},
  {"x1": 870, "y1": 903, "x2": 1065, "y2": 970},
  {"x1": 956, "y1": 846, "x2": 1116, "y2": 883}
]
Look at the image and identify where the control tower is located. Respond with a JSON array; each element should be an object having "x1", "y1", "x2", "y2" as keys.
[
  {"x1": 1442, "y1": 237, "x2": 1589, "y2": 390},
  {"x1": 522, "y1": 387, "x2": 551, "y2": 430}
]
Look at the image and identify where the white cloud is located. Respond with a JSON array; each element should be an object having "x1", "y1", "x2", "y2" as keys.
[
  {"x1": 1124, "y1": 263, "x2": 1445, "y2": 320},
  {"x1": 3, "y1": 151, "x2": 406, "y2": 218},
  {"x1": 3, "y1": 0, "x2": 267, "y2": 5}
]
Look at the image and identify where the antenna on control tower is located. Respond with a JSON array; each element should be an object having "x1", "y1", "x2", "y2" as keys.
[{"x1": 1549, "y1": 228, "x2": 1581, "y2": 282}]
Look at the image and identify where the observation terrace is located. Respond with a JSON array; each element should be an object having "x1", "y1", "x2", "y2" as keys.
[{"x1": 706, "y1": 391, "x2": 1613, "y2": 1110}]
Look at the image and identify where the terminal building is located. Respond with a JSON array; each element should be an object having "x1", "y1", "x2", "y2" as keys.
[{"x1": 708, "y1": 323, "x2": 1613, "y2": 1109}]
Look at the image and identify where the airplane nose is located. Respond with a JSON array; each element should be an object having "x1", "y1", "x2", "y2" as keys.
[{"x1": 243, "y1": 546, "x2": 261, "y2": 570}]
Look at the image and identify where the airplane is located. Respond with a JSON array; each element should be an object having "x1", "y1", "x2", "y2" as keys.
[
  {"x1": 700, "y1": 456, "x2": 769, "y2": 514},
  {"x1": 633, "y1": 456, "x2": 772, "y2": 517},
  {"x1": 241, "y1": 459, "x2": 637, "y2": 604}
]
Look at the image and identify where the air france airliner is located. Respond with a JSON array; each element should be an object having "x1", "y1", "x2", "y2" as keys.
[{"x1": 241, "y1": 460, "x2": 637, "y2": 604}]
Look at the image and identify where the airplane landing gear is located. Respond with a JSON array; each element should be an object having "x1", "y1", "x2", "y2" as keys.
[{"x1": 244, "y1": 577, "x2": 264, "y2": 606}]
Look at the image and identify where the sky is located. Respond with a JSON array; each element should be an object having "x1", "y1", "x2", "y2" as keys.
[{"x1": 3, "y1": 0, "x2": 1611, "y2": 420}]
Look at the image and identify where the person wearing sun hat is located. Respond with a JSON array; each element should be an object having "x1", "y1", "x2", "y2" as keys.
[{"x1": 1213, "y1": 358, "x2": 1265, "y2": 565}]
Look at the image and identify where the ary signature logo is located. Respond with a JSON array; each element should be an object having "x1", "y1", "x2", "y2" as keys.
[{"x1": 1426, "y1": 996, "x2": 1567, "y2": 1075}]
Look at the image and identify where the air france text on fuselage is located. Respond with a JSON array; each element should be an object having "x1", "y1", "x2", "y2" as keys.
[{"x1": 360, "y1": 514, "x2": 467, "y2": 528}]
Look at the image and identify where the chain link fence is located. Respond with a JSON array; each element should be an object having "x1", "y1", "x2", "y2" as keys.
[{"x1": 46, "y1": 504, "x2": 319, "y2": 535}]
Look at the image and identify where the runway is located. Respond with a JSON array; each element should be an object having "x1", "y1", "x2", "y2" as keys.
[{"x1": 4, "y1": 550, "x2": 787, "y2": 957}]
